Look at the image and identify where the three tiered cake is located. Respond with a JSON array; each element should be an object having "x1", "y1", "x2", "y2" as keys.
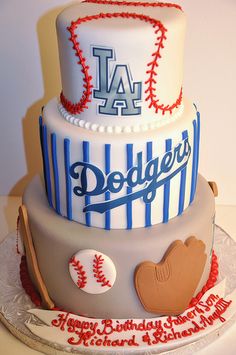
[{"x1": 20, "y1": 0, "x2": 217, "y2": 330}]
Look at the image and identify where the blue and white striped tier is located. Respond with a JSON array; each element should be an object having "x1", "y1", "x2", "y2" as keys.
[{"x1": 40, "y1": 98, "x2": 200, "y2": 230}]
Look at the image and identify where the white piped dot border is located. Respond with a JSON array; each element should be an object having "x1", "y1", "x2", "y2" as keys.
[{"x1": 58, "y1": 102, "x2": 184, "y2": 134}]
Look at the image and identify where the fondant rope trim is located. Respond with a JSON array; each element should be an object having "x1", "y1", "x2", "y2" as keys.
[
  {"x1": 20, "y1": 256, "x2": 41, "y2": 306},
  {"x1": 93, "y1": 254, "x2": 112, "y2": 287},
  {"x1": 84, "y1": 0, "x2": 183, "y2": 11},
  {"x1": 61, "y1": 12, "x2": 183, "y2": 116},
  {"x1": 189, "y1": 250, "x2": 218, "y2": 308}
]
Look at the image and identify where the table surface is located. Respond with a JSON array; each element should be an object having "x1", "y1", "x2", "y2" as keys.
[{"x1": 0, "y1": 196, "x2": 236, "y2": 355}]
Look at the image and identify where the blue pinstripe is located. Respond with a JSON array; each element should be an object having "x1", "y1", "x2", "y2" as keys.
[
  {"x1": 126, "y1": 144, "x2": 133, "y2": 229},
  {"x1": 51, "y1": 133, "x2": 61, "y2": 214},
  {"x1": 64, "y1": 139, "x2": 72, "y2": 220},
  {"x1": 163, "y1": 139, "x2": 172, "y2": 223},
  {"x1": 178, "y1": 130, "x2": 188, "y2": 215},
  {"x1": 195, "y1": 112, "x2": 201, "y2": 195},
  {"x1": 105, "y1": 144, "x2": 111, "y2": 230},
  {"x1": 83, "y1": 141, "x2": 91, "y2": 227},
  {"x1": 145, "y1": 142, "x2": 153, "y2": 227},
  {"x1": 190, "y1": 116, "x2": 200, "y2": 204},
  {"x1": 42, "y1": 124, "x2": 53, "y2": 207},
  {"x1": 39, "y1": 116, "x2": 48, "y2": 197}
]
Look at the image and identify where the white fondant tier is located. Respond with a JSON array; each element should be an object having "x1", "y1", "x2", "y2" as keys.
[
  {"x1": 56, "y1": 0, "x2": 186, "y2": 127},
  {"x1": 40, "y1": 97, "x2": 200, "y2": 229},
  {"x1": 23, "y1": 174, "x2": 215, "y2": 319}
]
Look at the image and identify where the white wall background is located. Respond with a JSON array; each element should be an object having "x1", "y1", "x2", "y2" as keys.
[{"x1": 0, "y1": 0, "x2": 236, "y2": 204}]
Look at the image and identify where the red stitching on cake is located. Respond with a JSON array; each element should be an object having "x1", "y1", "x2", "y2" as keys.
[
  {"x1": 84, "y1": 0, "x2": 183, "y2": 11},
  {"x1": 69, "y1": 256, "x2": 87, "y2": 289},
  {"x1": 145, "y1": 29, "x2": 182, "y2": 115},
  {"x1": 61, "y1": 12, "x2": 183, "y2": 116},
  {"x1": 189, "y1": 250, "x2": 219, "y2": 308},
  {"x1": 93, "y1": 254, "x2": 112, "y2": 287}
]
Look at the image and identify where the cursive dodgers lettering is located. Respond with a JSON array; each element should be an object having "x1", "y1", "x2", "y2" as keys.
[
  {"x1": 70, "y1": 162, "x2": 106, "y2": 196},
  {"x1": 69, "y1": 138, "x2": 191, "y2": 214}
]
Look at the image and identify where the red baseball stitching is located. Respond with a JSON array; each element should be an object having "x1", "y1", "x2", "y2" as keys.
[
  {"x1": 145, "y1": 27, "x2": 182, "y2": 114},
  {"x1": 84, "y1": 0, "x2": 182, "y2": 11},
  {"x1": 93, "y1": 254, "x2": 112, "y2": 288},
  {"x1": 69, "y1": 256, "x2": 87, "y2": 289},
  {"x1": 61, "y1": 12, "x2": 183, "y2": 116}
]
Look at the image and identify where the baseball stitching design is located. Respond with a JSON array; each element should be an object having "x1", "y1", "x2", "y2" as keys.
[
  {"x1": 68, "y1": 249, "x2": 116, "y2": 294},
  {"x1": 84, "y1": 0, "x2": 183, "y2": 11},
  {"x1": 61, "y1": 12, "x2": 183, "y2": 116},
  {"x1": 69, "y1": 256, "x2": 87, "y2": 288},
  {"x1": 93, "y1": 254, "x2": 112, "y2": 288}
]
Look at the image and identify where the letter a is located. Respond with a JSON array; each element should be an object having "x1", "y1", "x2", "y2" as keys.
[{"x1": 93, "y1": 46, "x2": 142, "y2": 116}]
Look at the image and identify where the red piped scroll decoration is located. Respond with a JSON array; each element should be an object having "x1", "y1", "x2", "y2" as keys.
[
  {"x1": 84, "y1": 0, "x2": 183, "y2": 12},
  {"x1": 69, "y1": 256, "x2": 87, "y2": 288},
  {"x1": 93, "y1": 254, "x2": 112, "y2": 287},
  {"x1": 61, "y1": 11, "x2": 183, "y2": 115}
]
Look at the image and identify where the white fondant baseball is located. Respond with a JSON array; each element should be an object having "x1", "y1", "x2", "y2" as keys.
[{"x1": 69, "y1": 249, "x2": 116, "y2": 294}]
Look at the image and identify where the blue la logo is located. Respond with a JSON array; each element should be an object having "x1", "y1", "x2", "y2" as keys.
[{"x1": 92, "y1": 46, "x2": 142, "y2": 116}]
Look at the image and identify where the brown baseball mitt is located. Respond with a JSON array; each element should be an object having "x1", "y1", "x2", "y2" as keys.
[{"x1": 135, "y1": 237, "x2": 207, "y2": 315}]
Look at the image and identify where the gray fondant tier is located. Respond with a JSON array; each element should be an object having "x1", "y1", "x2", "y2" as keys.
[{"x1": 23, "y1": 174, "x2": 215, "y2": 319}]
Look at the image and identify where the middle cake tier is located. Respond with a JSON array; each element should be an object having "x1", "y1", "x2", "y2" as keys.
[{"x1": 41, "y1": 97, "x2": 200, "y2": 229}]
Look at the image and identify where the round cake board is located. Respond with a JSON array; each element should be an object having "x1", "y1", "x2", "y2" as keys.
[
  {"x1": 1, "y1": 226, "x2": 236, "y2": 355},
  {"x1": 0, "y1": 313, "x2": 67, "y2": 355}
]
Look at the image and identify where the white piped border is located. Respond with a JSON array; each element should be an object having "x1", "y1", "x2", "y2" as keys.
[{"x1": 58, "y1": 101, "x2": 184, "y2": 134}]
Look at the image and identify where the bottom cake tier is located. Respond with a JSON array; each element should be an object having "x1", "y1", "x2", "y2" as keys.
[{"x1": 22, "y1": 174, "x2": 215, "y2": 319}]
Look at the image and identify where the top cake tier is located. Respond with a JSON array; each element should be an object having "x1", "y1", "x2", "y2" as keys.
[{"x1": 56, "y1": 0, "x2": 186, "y2": 131}]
